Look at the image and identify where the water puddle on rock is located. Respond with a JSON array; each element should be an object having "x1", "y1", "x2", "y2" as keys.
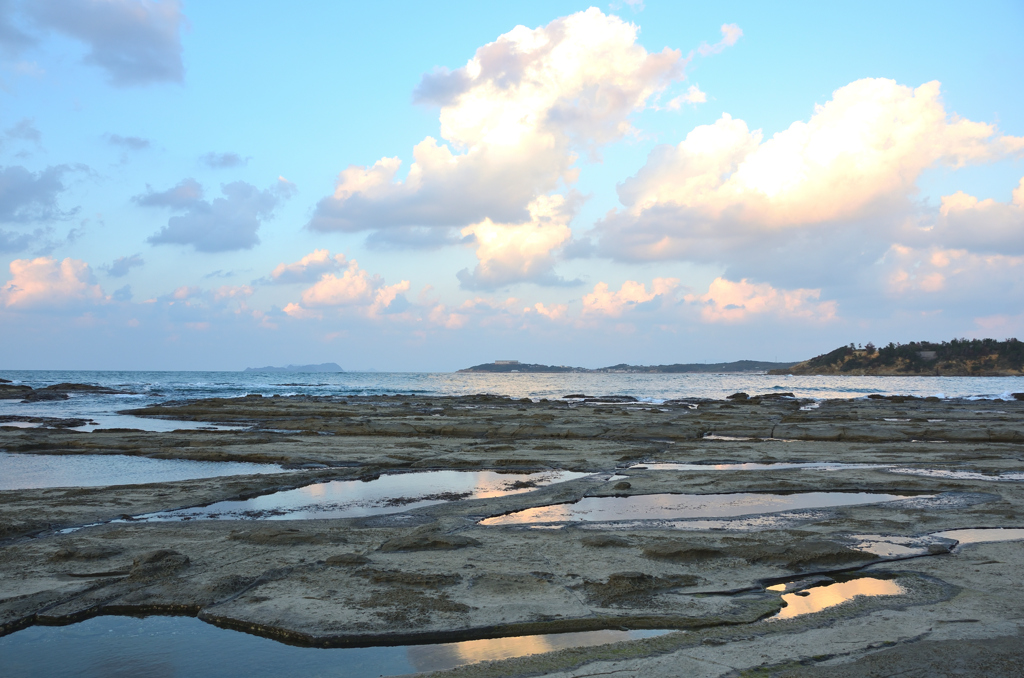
[
  {"x1": 630, "y1": 462, "x2": 886, "y2": 472},
  {"x1": 0, "y1": 452, "x2": 291, "y2": 490},
  {"x1": 576, "y1": 511, "x2": 830, "y2": 532},
  {"x1": 71, "y1": 415, "x2": 247, "y2": 433},
  {"x1": 0, "y1": 421, "x2": 41, "y2": 429},
  {"x1": 479, "y1": 492, "x2": 917, "y2": 526},
  {"x1": 769, "y1": 577, "x2": 905, "y2": 620},
  {"x1": 628, "y1": 462, "x2": 1024, "y2": 483},
  {"x1": 847, "y1": 533, "x2": 955, "y2": 557},
  {"x1": 141, "y1": 470, "x2": 591, "y2": 522},
  {"x1": 931, "y1": 527, "x2": 1024, "y2": 544},
  {"x1": 889, "y1": 468, "x2": 1024, "y2": 482},
  {"x1": 701, "y1": 434, "x2": 757, "y2": 441},
  {"x1": 1, "y1": 415, "x2": 245, "y2": 433},
  {"x1": 0, "y1": 615, "x2": 670, "y2": 678}
]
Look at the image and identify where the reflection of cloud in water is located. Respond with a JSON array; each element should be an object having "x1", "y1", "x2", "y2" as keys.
[
  {"x1": 0, "y1": 451, "x2": 289, "y2": 491},
  {"x1": 772, "y1": 578, "x2": 903, "y2": 620},
  {"x1": 141, "y1": 469, "x2": 590, "y2": 522},
  {"x1": 480, "y1": 492, "x2": 914, "y2": 525},
  {"x1": 303, "y1": 483, "x2": 327, "y2": 498},
  {"x1": 932, "y1": 527, "x2": 1024, "y2": 544},
  {"x1": 849, "y1": 533, "x2": 948, "y2": 557},
  {"x1": 406, "y1": 629, "x2": 668, "y2": 673},
  {"x1": 578, "y1": 511, "x2": 822, "y2": 532},
  {"x1": 409, "y1": 634, "x2": 553, "y2": 671}
]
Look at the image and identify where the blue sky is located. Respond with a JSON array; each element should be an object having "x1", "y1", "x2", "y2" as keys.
[{"x1": 1, "y1": 0, "x2": 1022, "y2": 370}]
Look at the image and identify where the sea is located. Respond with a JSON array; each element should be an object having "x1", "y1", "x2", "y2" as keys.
[{"x1": 1, "y1": 370, "x2": 1021, "y2": 431}]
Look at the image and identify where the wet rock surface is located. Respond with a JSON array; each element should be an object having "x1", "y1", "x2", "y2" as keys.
[
  {"x1": 0, "y1": 394, "x2": 1022, "y2": 675},
  {"x1": 0, "y1": 381, "x2": 133, "y2": 402}
]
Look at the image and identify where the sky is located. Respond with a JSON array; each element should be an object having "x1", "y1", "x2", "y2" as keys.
[{"x1": 0, "y1": 0, "x2": 1022, "y2": 371}]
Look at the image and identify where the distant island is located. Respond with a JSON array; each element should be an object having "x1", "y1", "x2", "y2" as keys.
[
  {"x1": 768, "y1": 339, "x2": 1024, "y2": 376},
  {"x1": 243, "y1": 363, "x2": 345, "y2": 373},
  {"x1": 458, "y1": 360, "x2": 798, "y2": 374}
]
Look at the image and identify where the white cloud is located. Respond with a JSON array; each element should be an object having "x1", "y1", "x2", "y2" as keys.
[
  {"x1": 577, "y1": 276, "x2": 836, "y2": 325},
  {"x1": 1, "y1": 256, "x2": 104, "y2": 308},
  {"x1": 527, "y1": 301, "x2": 568, "y2": 320},
  {"x1": 457, "y1": 194, "x2": 578, "y2": 290},
  {"x1": 928, "y1": 177, "x2": 1024, "y2": 255},
  {"x1": 309, "y1": 8, "x2": 685, "y2": 244},
  {"x1": 170, "y1": 285, "x2": 200, "y2": 301},
  {"x1": 582, "y1": 277, "x2": 679, "y2": 317},
  {"x1": 427, "y1": 302, "x2": 467, "y2": 329},
  {"x1": 281, "y1": 302, "x2": 321, "y2": 320},
  {"x1": 285, "y1": 257, "x2": 410, "y2": 318},
  {"x1": 299, "y1": 260, "x2": 375, "y2": 307},
  {"x1": 684, "y1": 277, "x2": 837, "y2": 323},
  {"x1": 370, "y1": 280, "x2": 412, "y2": 315},
  {"x1": 666, "y1": 85, "x2": 706, "y2": 110},
  {"x1": 882, "y1": 244, "x2": 1024, "y2": 304},
  {"x1": 212, "y1": 284, "x2": 252, "y2": 302},
  {"x1": 697, "y1": 23, "x2": 743, "y2": 56},
  {"x1": 270, "y1": 249, "x2": 348, "y2": 284},
  {"x1": 596, "y1": 78, "x2": 1024, "y2": 263}
]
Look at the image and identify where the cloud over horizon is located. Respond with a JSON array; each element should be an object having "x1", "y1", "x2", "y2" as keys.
[
  {"x1": 1, "y1": 256, "x2": 104, "y2": 308},
  {"x1": 575, "y1": 77, "x2": 1024, "y2": 324},
  {"x1": 280, "y1": 251, "x2": 410, "y2": 320},
  {"x1": 308, "y1": 8, "x2": 695, "y2": 287},
  {"x1": 594, "y1": 79, "x2": 1024, "y2": 265},
  {"x1": 1, "y1": 5, "x2": 1021, "y2": 370}
]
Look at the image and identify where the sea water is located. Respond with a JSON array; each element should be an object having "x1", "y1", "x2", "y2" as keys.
[{"x1": 0, "y1": 370, "x2": 1020, "y2": 428}]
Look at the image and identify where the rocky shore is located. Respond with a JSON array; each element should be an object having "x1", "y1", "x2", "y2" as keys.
[
  {"x1": 0, "y1": 380, "x2": 132, "y2": 402},
  {"x1": 1, "y1": 393, "x2": 1023, "y2": 676}
]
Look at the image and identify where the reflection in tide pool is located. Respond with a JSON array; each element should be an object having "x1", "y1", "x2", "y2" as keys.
[
  {"x1": 0, "y1": 615, "x2": 668, "y2": 678},
  {"x1": 0, "y1": 452, "x2": 290, "y2": 490},
  {"x1": 771, "y1": 578, "x2": 905, "y2": 620},
  {"x1": 67, "y1": 415, "x2": 246, "y2": 433},
  {"x1": 576, "y1": 512, "x2": 825, "y2": 532},
  {"x1": 407, "y1": 628, "x2": 669, "y2": 672},
  {"x1": 932, "y1": 527, "x2": 1024, "y2": 544},
  {"x1": 141, "y1": 469, "x2": 590, "y2": 522},
  {"x1": 480, "y1": 492, "x2": 915, "y2": 526}
]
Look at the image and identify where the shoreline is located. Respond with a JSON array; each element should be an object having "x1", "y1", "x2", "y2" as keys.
[{"x1": 1, "y1": 393, "x2": 1023, "y2": 675}]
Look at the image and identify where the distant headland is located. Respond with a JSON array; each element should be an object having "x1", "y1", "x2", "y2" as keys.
[
  {"x1": 768, "y1": 339, "x2": 1024, "y2": 376},
  {"x1": 243, "y1": 363, "x2": 345, "y2": 373},
  {"x1": 458, "y1": 360, "x2": 798, "y2": 374}
]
